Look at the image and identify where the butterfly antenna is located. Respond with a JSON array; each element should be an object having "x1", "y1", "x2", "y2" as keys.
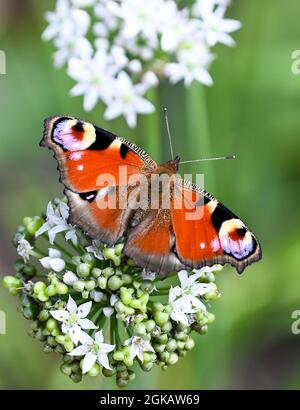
[
  {"x1": 180, "y1": 155, "x2": 236, "y2": 164},
  {"x1": 163, "y1": 108, "x2": 174, "y2": 160}
]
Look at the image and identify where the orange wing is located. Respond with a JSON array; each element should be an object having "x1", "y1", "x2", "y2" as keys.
[
  {"x1": 171, "y1": 179, "x2": 262, "y2": 273},
  {"x1": 41, "y1": 116, "x2": 156, "y2": 193},
  {"x1": 42, "y1": 115, "x2": 156, "y2": 245}
]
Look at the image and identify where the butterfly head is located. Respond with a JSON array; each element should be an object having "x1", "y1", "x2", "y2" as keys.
[{"x1": 162, "y1": 155, "x2": 180, "y2": 174}]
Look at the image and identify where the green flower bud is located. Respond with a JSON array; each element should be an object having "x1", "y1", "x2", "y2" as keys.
[
  {"x1": 166, "y1": 352, "x2": 178, "y2": 366},
  {"x1": 175, "y1": 331, "x2": 188, "y2": 341},
  {"x1": 178, "y1": 350, "x2": 187, "y2": 357},
  {"x1": 64, "y1": 341, "x2": 75, "y2": 352},
  {"x1": 102, "y1": 367, "x2": 116, "y2": 377},
  {"x1": 22, "y1": 306, "x2": 39, "y2": 320},
  {"x1": 47, "y1": 335, "x2": 58, "y2": 347},
  {"x1": 60, "y1": 363, "x2": 73, "y2": 376},
  {"x1": 128, "y1": 370, "x2": 136, "y2": 381},
  {"x1": 111, "y1": 256, "x2": 121, "y2": 266},
  {"x1": 115, "y1": 301, "x2": 126, "y2": 314},
  {"x1": 114, "y1": 243, "x2": 124, "y2": 256},
  {"x1": 123, "y1": 355, "x2": 134, "y2": 367},
  {"x1": 22, "y1": 265, "x2": 37, "y2": 278},
  {"x1": 55, "y1": 344, "x2": 65, "y2": 354},
  {"x1": 88, "y1": 363, "x2": 100, "y2": 377},
  {"x1": 153, "y1": 312, "x2": 169, "y2": 327},
  {"x1": 103, "y1": 247, "x2": 115, "y2": 259},
  {"x1": 113, "y1": 350, "x2": 125, "y2": 361},
  {"x1": 154, "y1": 343, "x2": 165, "y2": 353},
  {"x1": 55, "y1": 335, "x2": 66, "y2": 345},
  {"x1": 33, "y1": 281, "x2": 47, "y2": 294},
  {"x1": 46, "y1": 284, "x2": 57, "y2": 297},
  {"x1": 37, "y1": 291, "x2": 49, "y2": 302},
  {"x1": 46, "y1": 318, "x2": 57, "y2": 333},
  {"x1": 107, "y1": 275, "x2": 123, "y2": 291},
  {"x1": 82, "y1": 253, "x2": 95, "y2": 266},
  {"x1": 204, "y1": 283, "x2": 220, "y2": 301},
  {"x1": 164, "y1": 304, "x2": 172, "y2": 314},
  {"x1": 140, "y1": 362, "x2": 153, "y2": 372},
  {"x1": 117, "y1": 378, "x2": 128, "y2": 388},
  {"x1": 70, "y1": 373, "x2": 82, "y2": 383},
  {"x1": 3, "y1": 275, "x2": 21, "y2": 289},
  {"x1": 121, "y1": 273, "x2": 133, "y2": 285},
  {"x1": 97, "y1": 276, "x2": 107, "y2": 289},
  {"x1": 206, "y1": 272, "x2": 215, "y2": 282},
  {"x1": 56, "y1": 282, "x2": 69, "y2": 295},
  {"x1": 43, "y1": 344, "x2": 53, "y2": 353},
  {"x1": 23, "y1": 216, "x2": 43, "y2": 235},
  {"x1": 91, "y1": 268, "x2": 102, "y2": 278},
  {"x1": 120, "y1": 287, "x2": 134, "y2": 305},
  {"x1": 159, "y1": 351, "x2": 170, "y2": 362},
  {"x1": 133, "y1": 323, "x2": 146, "y2": 335},
  {"x1": 161, "y1": 321, "x2": 172, "y2": 333},
  {"x1": 81, "y1": 290, "x2": 89, "y2": 299},
  {"x1": 144, "y1": 319, "x2": 156, "y2": 333},
  {"x1": 140, "y1": 281, "x2": 155, "y2": 293},
  {"x1": 177, "y1": 341, "x2": 185, "y2": 350},
  {"x1": 76, "y1": 263, "x2": 91, "y2": 278},
  {"x1": 85, "y1": 280, "x2": 96, "y2": 291},
  {"x1": 153, "y1": 302, "x2": 164, "y2": 312},
  {"x1": 166, "y1": 339, "x2": 177, "y2": 352},
  {"x1": 102, "y1": 267, "x2": 114, "y2": 278},
  {"x1": 72, "y1": 256, "x2": 81, "y2": 266},
  {"x1": 185, "y1": 338, "x2": 195, "y2": 350},
  {"x1": 206, "y1": 312, "x2": 215, "y2": 324},
  {"x1": 38, "y1": 309, "x2": 50, "y2": 322},
  {"x1": 73, "y1": 280, "x2": 85, "y2": 292}
]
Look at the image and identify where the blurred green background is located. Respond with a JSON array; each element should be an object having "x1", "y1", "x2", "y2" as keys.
[{"x1": 1, "y1": 0, "x2": 300, "y2": 390}]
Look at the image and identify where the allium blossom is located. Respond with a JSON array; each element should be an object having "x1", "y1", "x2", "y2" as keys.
[
  {"x1": 69, "y1": 330, "x2": 115, "y2": 373},
  {"x1": 35, "y1": 200, "x2": 77, "y2": 246},
  {"x1": 43, "y1": 0, "x2": 241, "y2": 126},
  {"x1": 17, "y1": 237, "x2": 33, "y2": 262},
  {"x1": 169, "y1": 270, "x2": 214, "y2": 325},
  {"x1": 50, "y1": 295, "x2": 97, "y2": 344},
  {"x1": 40, "y1": 248, "x2": 66, "y2": 272},
  {"x1": 124, "y1": 335, "x2": 155, "y2": 362}
]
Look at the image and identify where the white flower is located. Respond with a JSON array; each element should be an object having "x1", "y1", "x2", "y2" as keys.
[
  {"x1": 69, "y1": 330, "x2": 115, "y2": 373},
  {"x1": 166, "y1": 43, "x2": 214, "y2": 86},
  {"x1": 35, "y1": 201, "x2": 77, "y2": 246},
  {"x1": 43, "y1": 0, "x2": 241, "y2": 125},
  {"x1": 110, "y1": 294, "x2": 119, "y2": 307},
  {"x1": 194, "y1": 2, "x2": 241, "y2": 47},
  {"x1": 168, "y1": 270, "x2": 215, "y2": 325},
  {"x1": 124, "y1": 335, "x2": 154, "y2": 362},
  {"x1": 103, "y1": 307, "x2": 114, "y2": 317},
  {"x1": 141, "y1": 269, "x2": 156, "y2": 282},
  {"x1": 63, "y1": 270, "x2": 78, "y2": 285},
  {"x1": 169, "y1": 270, "x2": 213, "y2": 307},
  {"x1": 104, "y1": 71, "x2": 154, "y2": 127},
  {"x1": 86, "y1": 240, "x2": 104, "y2": 260},
  {"x1": 42, "y1": 0, "x2": 90, "y2": 43},
  {"x1": 169, "y1": 298, "x2": 195, "y2": 326},
  {"x1": 68, "y1": 50, "x2": 116, "y2": 111},
  {"x1": 192, "y1": 264, "x2": 223, "y2": 275},
  {"x1": 53, "y1": 36, "x2": 93, "y2": 68},
  {"x1": 90, "y1": 290, "x2": 106, "y2": 303},
  {"x1": 40, "y1": 248, "x2": 66, "y2": 272},
  {"x1": 50, "y1": 296, "x2": 97, "y2": 344},
  {"x1": 17, "y1": 237, "x2": 33, "y2": 262},
  {"x1": 108, "y1": 0, "x2": 163, "y2": 47}
]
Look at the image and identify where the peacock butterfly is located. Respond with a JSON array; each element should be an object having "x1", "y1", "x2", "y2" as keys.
[{"x1": 41, "y1": 115, "x2": 262, "y2": 278}]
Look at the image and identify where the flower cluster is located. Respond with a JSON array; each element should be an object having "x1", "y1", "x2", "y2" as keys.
[
  {"x1": 42, "y1": 0, "x2": 241, "y2": 127},
  {"x1": 3, "y1": 198, "x2": 222, "y2": 387}
]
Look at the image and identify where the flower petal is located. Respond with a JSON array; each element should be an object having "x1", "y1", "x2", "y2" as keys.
[
  {"x1": 79, "y1": 318, "x2": 98, "y2": 330},
  {"x1": 77, "y1": 301, "x2": 92, "y2": 318},
  {"x1": 67, "y1": 296, "x2": 77, "y2": 313},
  {"x1": 50, "y1": 310, "x2": 69, "y2": 322},
  {"x1": 82, "y1": 352, "x2": 97, "y2": 374},
  {"x1": 68, "y1": 345, "x2": 90, "y2": 356}
]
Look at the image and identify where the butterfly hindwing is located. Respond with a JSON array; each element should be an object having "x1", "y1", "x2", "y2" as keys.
[{"x1": 171, "y1": 179, "x2": 261, "y2": 273}]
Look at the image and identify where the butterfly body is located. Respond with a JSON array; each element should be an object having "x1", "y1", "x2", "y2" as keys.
[{"x1": 42, "y1": 116, "x2": 262, "y2": 278}]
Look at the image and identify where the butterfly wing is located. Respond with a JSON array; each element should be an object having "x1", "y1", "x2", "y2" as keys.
[
  {"x1": 42, "y1": 115, "x2": 157, "y2": 245},
  {"x1": 42, "y1": 116, "x2": 156, "y2": 193},
  {"x1": 124, "y1": 209, "x2": 184, "y2": 277},
  {"x1": 170, "y1": 178, "x2": 262, "y2": 273}
]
